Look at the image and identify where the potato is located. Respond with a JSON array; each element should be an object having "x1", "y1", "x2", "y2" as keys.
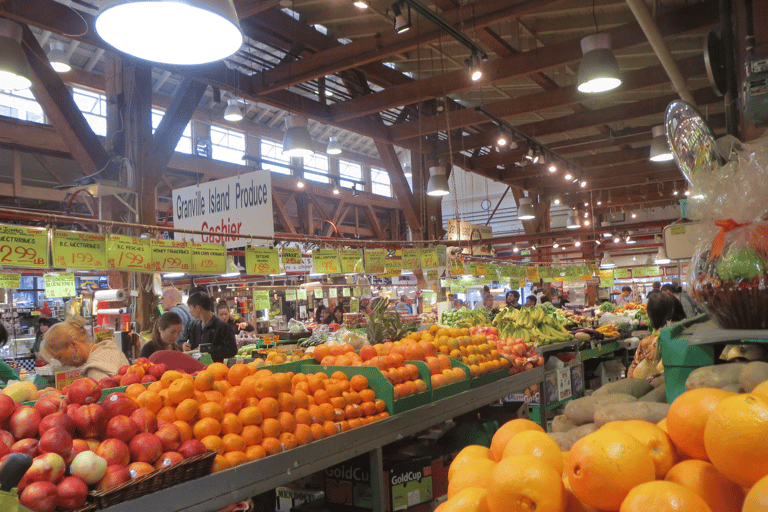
[
  {"x1": 685, "y1": 362, "x2": 746, "y2": 391},
  {"x1": 650, "y1": 375, "x2": 665, "y2": 389},
  {"x1": 564, "y1": 394, "x2": 637, "y2": 426},
  {"x1": 569, "y1": 422, "x2": 598, "y2": 441},
  {"x1": 592, "y1": 378, "x2": 654, "y2": 398},
  {"x1": 739, "y1": 361, "x2": 768, "y2": 392},
  {"x1": 548, "y1": 432, "x2": 575, "y2": 451},
  {"x1": 593, "y1": 402, "x2": 670, "y2": 427},
  {"x1": 638, "y1": 385, "x2": 667, "y2": 403},
  {"x1": 552, "y1": 415, "x2": 577, "y2": 433}
]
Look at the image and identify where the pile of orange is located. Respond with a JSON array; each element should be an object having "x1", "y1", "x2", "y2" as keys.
[
  {"x1": 424, "y1": 325, "x2": 509, "y2": 377},
  {"x1": 438, "y1": 384, "x2": 768, "y2": 512},
  {"x1": 128, "y1": 362, "x2": 388, "y2": 474}
]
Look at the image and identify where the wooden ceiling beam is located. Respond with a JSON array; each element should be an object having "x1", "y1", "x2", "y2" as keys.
[
  {"x1": 234, "y1": 0, "x2": 280, "y2": 18},
  {"x1": 514, "y1": 168, "x2": 680, "y2": 193},
  {"x1": 390, "y1": 55, "x2": 705, "y2": 141},
  {"x1": 255, "y1": 0, "x2": 565, "y2": 96},
  {"x1": 150, "y1": 78, "x2": 207, "y2": 169},
  {"x1": 328, "y1": 1, "x2": 718, "y2": 122}
]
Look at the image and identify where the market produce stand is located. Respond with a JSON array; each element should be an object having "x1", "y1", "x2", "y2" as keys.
[{"x1": 95, "y1": 367, "x2": 543, "y2": 512}]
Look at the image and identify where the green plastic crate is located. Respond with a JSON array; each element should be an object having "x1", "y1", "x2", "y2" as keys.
[
  {"x1": 470, "y1": 368, "x2": 509, "y2": 389},
  {"x1": 659, "y1": 314, "x2": 713, "y2": 403},
  {"x1": 432, "y1": 358, "x2": 471, "y2": 401},
  {"x1": 302, "y1": 364, "x2": 432, "y2": 415}
]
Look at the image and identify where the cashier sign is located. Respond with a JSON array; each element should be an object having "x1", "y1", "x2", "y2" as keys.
[{"x1": 173, "y1": 170, "x2": 274, "y2": 248}]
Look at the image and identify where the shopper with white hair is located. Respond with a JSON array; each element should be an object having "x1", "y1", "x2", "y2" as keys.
[{"x1": 161, "y1": 287, "x2": 197, "y2": 349}]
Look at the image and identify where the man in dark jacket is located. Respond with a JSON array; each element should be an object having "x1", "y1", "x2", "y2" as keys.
[{"x1": 184, "y1": 292, "x2": 237, "y2": 363}]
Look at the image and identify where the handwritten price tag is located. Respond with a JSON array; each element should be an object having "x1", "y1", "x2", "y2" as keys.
[
  {"x1": 190, "y1": 242, "x2": 226, "y2": 274},
  {"x1": 313, "y1": 250, "x2": 341, "y2": 274},
  {"x1": 246, "y1": 247, "x2": 279, "y2": 275},
  {"x1": 285, "y1": 289, "x2": 297, "y2": 301},
  {"x1": 328, "y1": 287, "x2": 338, "y2": 299},
  {"x1": 297, "y1": 288, "x2": 307, "y2": 300},
  {"x1": 525, "y1": 266, "x2": 539, "y2": 280},
  {"x1": 450, "y1": 259, "x2": 465, "y2": 275},
  {"x1": 281, "y1": 247, "x2": 303, "y2": 265},
  {"x1": 106, "y1": 235, "x2": 151, "y2": 271},
  {"x1": 614, "y1": 268, "x2": 631, "y2": 279},
  {"x1": 53, "y1": 230, "x2": 106, "y2": 270},
  {"x1": 0, "y1": 273, "x2": 21, "y2": 288},
  {"x1": 341, "y1": 287, "x2": 351, "y2": 297},
  {"x1": 401, "y1": 249, "x2": 420, "y2": 271},
  {"x1": 44, "y1": 272, "x2": 76, "y2": 298},
  {"x1": 0, "y1": 225, "x2": 49, "y2": 268},
  {"x1": 381, "y1": 257, "x2": 402, "y2": 278},
  {"x1": 253, "y1": 290, "x2": 270, "y2": 310},
  {"x1": 314, "y1": 289, "x2": 324, "y2": 299},
  {"x1": 420, "y1": 248, "x2": 439, "y2": 269},
  {"x1": 349, "y1": 299, "x2": 359, "y2": 313},
  {"x1": 151, "y1": 239, "x2": 191, "y2": 272},
  {"x1": 339, "y1": 249, "x2": 363, "y2": 274},
  {"x1": 364, "y1": 249, "x2": 386, "y2": 274}
]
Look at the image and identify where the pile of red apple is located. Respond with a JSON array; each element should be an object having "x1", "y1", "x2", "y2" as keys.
[
  {"x1": 495, "y1": 338, "x2": 545, "y2": 375},
  {"x1": 91, "y1": 358, "x2": 181, "y2": 390},
  {"x1": 0, "y1": 375, "x2": 208, "y2": 512}
]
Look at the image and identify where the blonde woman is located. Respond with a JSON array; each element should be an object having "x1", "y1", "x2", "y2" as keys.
[{"x1": 41, "y1": 316, "x2": 129, "y2": 380}]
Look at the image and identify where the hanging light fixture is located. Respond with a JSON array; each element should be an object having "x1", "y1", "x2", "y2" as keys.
[
  {"x1": 584, "y1": 219, "x2": 591, "y2": 226},
  {"x1": 402, "y1": 162, "x2": 412, "y2": 178},
  {"x1": 496, "y1": 131, "x2": 508, "y2": 147},
  {"x1": 392, "y1": 1, "x2": 411, "y2": 33},
  {"x1": 577, "y1": 33, "x2": 621, "y2": 93},
  {"x1": 353, "y1": 0, "x2": 369, "y2": 8},
  {"x1": 0, "y1": 19, "x2": 33, "y2": 91},
  {"x1": 548, "y1": 162, "x2": 557, "y2": 173},
  {"x1": 626, "y1": 234, "x2": 636, "y2": 244},
  {"x1": 427, "y1": 164, "x2": 450, "y2": 196},
  {"x1": 326, "y1": 136, "x2": 342, "y2": 155},
  {"x1": 649, "y1": 125, "x2": 673, "y2": 162},
  {"x1": 95, "y1": 0, "x2": 243, "y2": 65},
  {"x1": 466, "y1": 51, "x2": 483, "y2": 81},
  {"x1": 512, "y1": 244, "x2": 520, "y2": 253},
  {"x1": 553, "y1": 196, "x2": 562, "y2": 205},
  {"x1": 655, "y1": 246, "x2": 671, "y2": 264},
  {"x1": 282, "y1": 115, "x2": 314, "y2": 157},
  {"x1": 613, "y1": 235, "x2": 621, "y2": 244},
  {"x1": 574, "y1": 240, "x2": 582, "y2": 247},
  {"x1": 223, "y1": 98, "x2": 243, "y2": 121},
  {"x1": 602, "y1": 221, "x2": 612, "y2": 237},
  {"x1": 580, "y1": 180, "x2": 588, "y2": 188},
  {"x1": 631, "y1": 211, "x2": 637, "y2": 219},
  {"x1": 564, "y1": 171, "x2": 573, "y2": 181},
  {"x1": 517, "y1": 197, "x2": 536, "y2": 220},
  {"x1": 600, "y1": 253, "x2": 616, "y2": 268},
  {"x1": 644, "y1": 254, "x2": 655, "y2": 266},
  {"x1": 221, "y1": 256, "x2": 241, "y2": 277},
  {"x1": 163, "y1": 271, "x2": 186, "y2": 279},
  {"x1": 566, "y1": 209, "x2": 581, "y2": 229},
  {"x1": 47, "y1": 41, "x2": 71, "y2": 73},
  {"x1": 296, "y1": 180, "x2": 305, "y2": 189},
  {"x1": 525, "y1": 147, "x2": 536, "y2": 162}
]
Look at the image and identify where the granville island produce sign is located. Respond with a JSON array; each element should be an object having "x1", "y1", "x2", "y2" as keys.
[{"x1": 173, "y1": 170, "x2": 274, "y2": 248}]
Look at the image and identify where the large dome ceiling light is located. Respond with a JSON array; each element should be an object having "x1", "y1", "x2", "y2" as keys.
[
  {"x1": 655, "y1": 246, "x2": 671, "y2": 264},
  {"x1": 223, "y1": 98, "x2": 243, "y2": 122},
  {"x1": 426, "y1": 165, "x2": 450, "y2": 196},
  {"x1": 566, "y1": 208, "x2": 581, "y2": 229},
  {"x1": 282, "y1": 115, "x2": 315, "y2": 158},
  {"x1": 0, "y1": 19, "x2": 33, "y2": 91},
  {"x1": 517, "y1": 197, "x2": 535, "y2": 220},
  {"x1": 649, "y1": 125, "x2": 674, "y2": 162},
  {"x1": 577, "y1": 33, "x2": 621, "y2": 93},
  {"x1": 47, "y1": 41, "x2": 71, "y2": 73},
  {"x1": 600, "y1": 253, "x2": 616, "y2": 268},
  {"x1": 95, "y1": 0, "x2": 243, "y2": 65}
]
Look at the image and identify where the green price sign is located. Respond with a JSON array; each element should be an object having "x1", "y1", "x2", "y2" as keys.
[
  {"x1": 401, "y1": 249, "x2": 420, "y2": 271},
  {"x1": 382, "y1": 257, "x2": 402, "y2": 278},
  {"x1": 253, "y1": 290, "x2": 270, "y2": 310},
  {"x1": 614, "y1": 268, "x2": 632, "y2": 279},
  {"x1": 365, "y1": 249, "x2": 386, "y2": 274},
  {"x1": 0, "y1": 273, "x2": 21, "y2": 288},
  {"x1": 285, "y1": 289, "x2": 297, "y2": 301},
  {"x1": 281, "y1": 247, "x2": 303, "y2": 265},
  {"x1": 44, "y1": 272, "x2": 76, "y2": 298},
  {"x1": 53, "y1": 230, "x2": 106, "y2": 270},
  {"x1": 314, "y1": 289, "x2": 324, "y2": 299},
  {"x1": 151, "y1": 239, "x2": 191, "y2": 273},
  {"x1": 106, "y1": 234, "x2": 151, "y2": 271},
  {"x1": 420, "y1": 248, "x2": 439, "y2": 269},
  {"x1": 349, "y1": 299, "x2": 359, "y2": 313},
  {"x1": 353, "y1": 287, "x2": 362, "y2": 297},
  {"x1": 313, "y1": 250, "x2": 341, "y2": 274},
  {"x1": 328, "y1": 288, "x2": 338, "y2": 299},
  {"x1": 0, "y1": 225, "x2": 49, "y2": 268},
  {"x1": 600, "y1": 277, "x2": 615, "y2": 288},
  {"x1": 339, "y1": 249, "x2": 364, "y2": 274},
  {"x1": 297, "y1": 288, "x2": 307, "y2": 300},
  {"x1": 246, "y1": 247, "x2": 279, "y2": 275},
  {"x1": 342, "y1": 287, "x2": 351, "y2": 297},
  {"x1": 190, "y1": 242, "x2": 226, "y2": 274}
]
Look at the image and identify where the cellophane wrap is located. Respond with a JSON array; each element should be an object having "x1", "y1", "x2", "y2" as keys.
[{"x1": 688, "y1": 135, "x2": 768, "y2": 329}]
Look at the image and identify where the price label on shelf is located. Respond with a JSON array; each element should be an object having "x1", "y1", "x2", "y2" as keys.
[
  {"x1": 339, "y1": 249, "x2": 363, "y2": 274},
  {"x1": 52, "y1": 230, "x2": 106, "y2": 270},
  {"x1": 44, "y1": 272, "x2": 76, "y2": 298},
  {"x1": 0, "y1": 273, "x2": 21, "y2": 288},
  {"x1": 246, "y1": 247, "x2": 279, "y2": 275},
  {"x1": 0, "y1": 225, "x2": 49, "y2": 268},
  {"x1": 253, "y1": 290, "x2": 270, "y2": 310},
  {"x1": 150, "y1": 239, "x2": 191, "y2": 273},
  {"x1": 364, "y1": 249, "x2": 386, "y2": 274},
  {"x1": 420, "y1": 248, "x2": 439, "y2": 269},
  {"x1": 281, "y1": 247, "x2": 303, "y2": 265},
  {"x1": 401, "y1": 248, "x2": 420, "y2": 271},
  {"x1": 106, "y1": 234, "x2": 151, "y2": 271},
  {"x1": 313, "y1": 250, "x2": 341, "y2": 274},
  {"x1": 190, "y1": 242, "x2": 226, "y2": 274}
]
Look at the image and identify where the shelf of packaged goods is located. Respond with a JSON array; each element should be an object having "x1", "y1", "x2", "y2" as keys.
[{"x1": 98, "y1": 366, "x2": 545, "y2": 512}]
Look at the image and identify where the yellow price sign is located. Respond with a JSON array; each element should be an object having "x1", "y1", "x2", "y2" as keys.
[
  {"x1": 365, "y1": 249, "x2": 386, "y2": 274},
  {"x1": 525, "y1": 266, "x2": 539, "y2": 280},
  {"x1": 339, "y1": 249, "x2": 364, "y2": 274},
  {"x1": 44, "y1": 272, "x2": 76, "y2": 298},
  {"x1": 246, "y1": 247, "x2": 279, "y2": 275},
  {"x1": 285, "y1": 289, "x2": 297, "y2": 301},
  {"x1": 380, "y1": 257, "x2": 402, "y2": 278},
  {"x1": 281, "y1": 247, "x2": 303, "y2": 265},
  {"x1": 314, "y1": 289, "x2": 324, "y2": 299},
  {"x1": 106, "y1": 235, "x2": 151, "y2": 271},
  {"x1": 450, "y1": 259, "x2": 465, "y2": 275},
  {"x1": 0, "y1": 225, "x2": 49, "y2": 268},
  {"x1": 190, "y1": 242, "x2": 226, "y2": 274},
  {"x1": 53, "y1": 230, "x2": 106, "y2": 270},
  {"x1": 151, "y1": 239, "x2": 191, "y2": 272},
  {"x1": 420, "y1": 248, "x2": 439, "y2": 269},
  {"x1": 0, "y1": 273, "x2": 21, "y2": 288},
  {"x1": 401, "y1": 248, "x2": 420, "y2": 271},
  {"x1": 253, "y1": 290, "x2": 270, "y2": 309},
  {"x1": 313, "y1": 250, "x2": 341, "y2": 274}
]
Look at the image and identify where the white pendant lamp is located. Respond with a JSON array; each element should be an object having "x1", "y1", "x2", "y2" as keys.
[
  {"x1": 517, "y1": 197, "x2": 535, "y2": 220},
  {"x1": 0, "y1": 19, "x2": 32, "y2": 91},
  {"x1": 566, "y1": 208, "x2": 581, "y2": 229},
  {"x1": 95, "y1": 0, "x2": 243, "y2": 65},
  {"x1": 47, "y1": 42, "x2": 71, "y2": 73},
  {"x1": 654, "y1": 246, "x2": 671, "y2": 264},
  {"x1": 326, "y1": 136, "x2": 342, "y2": 155},
  {"x1": 577, "y1": 33, "x2": 621, "y2": 93},
  {"x1": 426, "y1": 165, "x2": 450, "y2": 196},
  {"x1": 649, "y1": 125, "x2": 673, "y2": 162},
  {"x1": 600, "y1": 253, "x2": 616, "y2": 268},
  {"x1": 282, "y1": 115, "x2": 314, "y2": 158},
  {"x1": 223, "y1": 98, "x2": 243, "y2": 121},
  {"x1": 402, "y1": 163, "x2": 412, "y2": 178},
  {"x1": 221, "y1": 255, "x2": 241, "y2": 277}
]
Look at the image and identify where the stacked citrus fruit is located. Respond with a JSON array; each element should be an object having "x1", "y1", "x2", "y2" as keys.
[
  {"x1": 134, "y1": 363, "x2": 388, "y2": 474},
  {"x1": 439, "y1": 383, "x2": 768, "y2": 512},
  {"x1": 425, "y1": 325, "x2": 510, "y2": 377}
]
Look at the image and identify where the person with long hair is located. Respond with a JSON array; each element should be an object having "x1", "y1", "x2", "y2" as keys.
[
  {"x1": 140, "y1": 312, "x2": 183, "y2": 358},
  {"x1": 41, "y1": 316, "x2": 129, "y2": 380},
  {"x1": 217, "y1": 301, "x2": 255, "y2": 336},
  {"x1": 324, "y1": 305, "x2": 345, "y2": 324}
]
